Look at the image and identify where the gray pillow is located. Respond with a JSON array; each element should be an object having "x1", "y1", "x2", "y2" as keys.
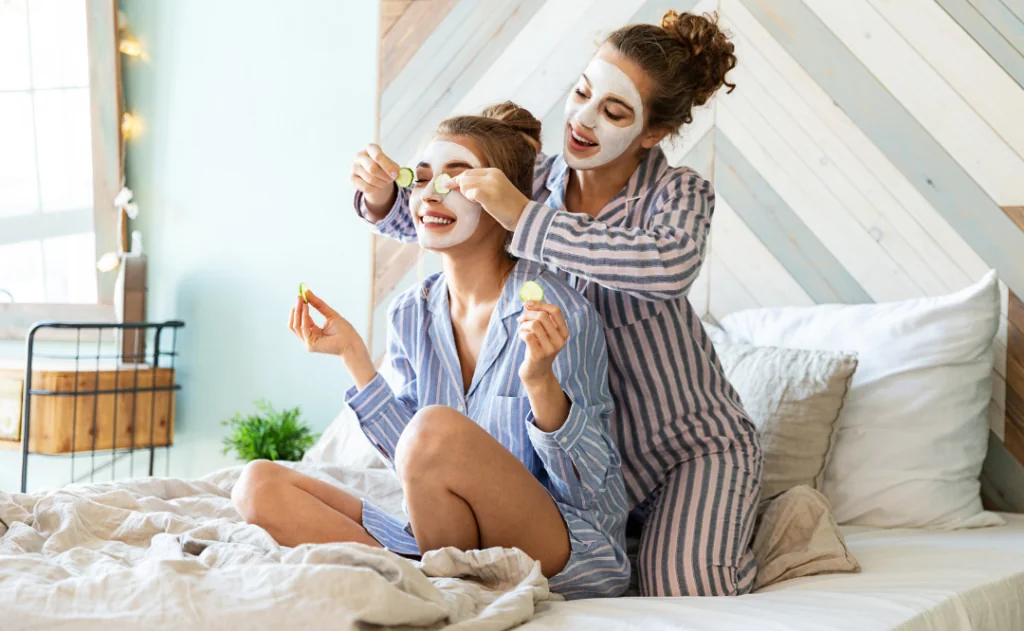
[{"x1": 714, "y1": 339, "x2": 858, "y2": 499}]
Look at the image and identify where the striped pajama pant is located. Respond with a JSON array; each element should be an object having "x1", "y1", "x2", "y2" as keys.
[{"x1": 634, "y1": 447, "x2": 762, "y2": 596}]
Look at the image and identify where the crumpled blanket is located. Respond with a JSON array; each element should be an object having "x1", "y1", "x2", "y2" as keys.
[{"x1": 0, "y1": 463, "x2": 558, "y2": 630}]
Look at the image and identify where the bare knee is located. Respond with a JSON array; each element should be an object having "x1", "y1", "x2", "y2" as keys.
[
  {"x1": 394, "y1": 406, "x2": 472, "y2": 483},
  {"x1": 232, "y1": 459, "x2": 285, "y2": 524}
]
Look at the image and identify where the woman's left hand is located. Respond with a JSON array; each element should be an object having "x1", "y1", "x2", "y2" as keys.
[
  {"x1": 447, "y1": 168, "x2": 530, "y2": 231},
  {"x1": 517, "y1": 302, "x2": 569, "y2": 384}
]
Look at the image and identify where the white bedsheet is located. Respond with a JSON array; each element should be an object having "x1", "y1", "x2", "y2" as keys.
[{"x1": 521, "y1": 514, "x2": 1024, "y2": 631}]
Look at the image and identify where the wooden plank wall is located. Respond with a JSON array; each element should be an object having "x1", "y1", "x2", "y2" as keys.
[{"x1": 372, "y1": 0, "x2": 1024, "y2": 506}]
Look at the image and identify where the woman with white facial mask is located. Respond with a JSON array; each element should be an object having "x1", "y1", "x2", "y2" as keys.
[
  {"x1": 352, "y1": 11, "x2": 760, "y2": 598},
  {"x1": 235, "y1": 104, "x2": 630, "y2": 600}
]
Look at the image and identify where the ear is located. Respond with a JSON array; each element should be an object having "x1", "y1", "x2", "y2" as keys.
[{"x1": 640, "y1": 126, "x2": 671, "y2": 150}]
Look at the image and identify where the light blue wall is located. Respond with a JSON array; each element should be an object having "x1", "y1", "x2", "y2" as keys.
[{"x1": 115, "y1": 0, "x2": 379, "y2": 479}]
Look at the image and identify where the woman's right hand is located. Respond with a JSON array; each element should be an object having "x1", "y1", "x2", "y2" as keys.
[
  {"x1": 289, "y1": 290, "x2": 362, "y2": 358},
  {"x1": 351, "y1": 143, "x2": 401, "y2": 216}
]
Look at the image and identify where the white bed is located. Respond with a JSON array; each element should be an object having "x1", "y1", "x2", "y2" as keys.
[{"x1": 522, "y1": 514, "x2": 1024, "y2": 631}]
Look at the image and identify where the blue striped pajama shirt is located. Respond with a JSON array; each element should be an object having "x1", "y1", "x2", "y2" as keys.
[
  {"x1": 344, "y1": 258, "x2": 631, "y2": 599},
  {"x1": 356, "y1": 146, "x2": 764, "y2": 597}
]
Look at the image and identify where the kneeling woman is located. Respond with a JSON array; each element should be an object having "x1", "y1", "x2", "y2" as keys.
[{"x1": 232, "y1": 104, "x2": 630, "y2": 599}]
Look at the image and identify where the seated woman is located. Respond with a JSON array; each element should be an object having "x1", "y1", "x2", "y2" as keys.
[{"x1": 232, "y1": 103, "x2": 630, "y2": 599}]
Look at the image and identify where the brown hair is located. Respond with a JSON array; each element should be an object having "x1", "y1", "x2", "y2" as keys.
[
  {"x1": 606, "y1": 10, "x2": 736, "y2": 133},
  {"x1": 436, "y1": 101, "x2": 541, "y2": 197}
]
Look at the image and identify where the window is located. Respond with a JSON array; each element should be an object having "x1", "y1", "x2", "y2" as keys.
[{"x1": 0, "y1": 0, "x2": 120, "y2": 339}]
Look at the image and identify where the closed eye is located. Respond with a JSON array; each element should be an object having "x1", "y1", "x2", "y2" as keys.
[{"x1": 574, "y1": 88, "x2": 588, "y2": 99}]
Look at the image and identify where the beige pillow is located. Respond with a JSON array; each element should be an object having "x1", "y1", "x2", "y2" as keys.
[
  {"x1": 714, "y1": 341, "x2": 857, "y2": 499},
  {"x1": 753, "y1": 485, "x2": 860, "y2": 590}
]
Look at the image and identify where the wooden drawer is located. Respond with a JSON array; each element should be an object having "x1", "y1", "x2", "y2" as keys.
[{"x1": 0, "y1": 366, "x2": 175, "y2": 455}]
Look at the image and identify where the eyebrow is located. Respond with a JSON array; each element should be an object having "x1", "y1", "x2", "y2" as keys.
[
  {"x1": 416, "y1": 161, "x2": 474, "y2": 169},
  {"x1": 580, "y1": 73, "x2": 636, "y2": 114}
]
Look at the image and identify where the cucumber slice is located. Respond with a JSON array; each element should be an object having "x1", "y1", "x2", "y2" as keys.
[
  {"x1": 433, "y1": 173, "x2": 452, "y2": 195},
  {"x1": 298, "y1": 282, "x2": 310, "y2": 303},
  {"x1": 519, "y1": 280, "x2": 544, "y2": 303},
  {"x1": 396, "y1": 167, "x2": 414, "y2": 188}
]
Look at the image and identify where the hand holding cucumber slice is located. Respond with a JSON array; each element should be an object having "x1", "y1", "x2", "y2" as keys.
[
  {"x1": 298, "y1": 282, "x2": 310, "y2": 303},
  {"x1": 519, "y1": 280, "x2": 544, "y2": 303},
  {"x1": 433, "y1": 173, "x2": 453, "y2": 195},
  {"x1": 395, "y1": 167, "x2": 414, "y2": 189}
]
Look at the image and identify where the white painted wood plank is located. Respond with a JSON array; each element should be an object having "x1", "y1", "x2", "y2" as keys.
[
  {"x1": 688, "y1": 249, "x2": 711, "y2": 319},
  {"x1": 868, "y1": 0, "x2": 1024, "y2": 163},
  {"x1": 452, "y1": 0, "x2": 598, "y2": 116},
  {"x1": 803, "y1": 0, "x2": 1024, "y2": 206},
  {"x1": 722, "y1": 0, "x2": 991, "y2": 284},
  {"x1": 724, "y1": 25, "x2": 974, "y2": 294},
  {"x1": 713, "y1": 196, "x2": 816, "y2": 308},
  {"x1": 707, "y1": 251, "x2": 760, "y2": 321},
  {"x1": 719, "y1": 98, "x2": 923, "y2": 302},
  {"x1": 509, "y1": 0, "x2": 648, "y2": 120},
  {"x1": 662, "y1": 101, "x2": 716, "y2": 167},
  {"x1": 725, "y1": 59, "x2": 954, "y2": 298}
]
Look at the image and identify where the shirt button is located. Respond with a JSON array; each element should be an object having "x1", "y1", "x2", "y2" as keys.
[{"x1": 560, "y1": 437, "x2": 568, "y2": 444}]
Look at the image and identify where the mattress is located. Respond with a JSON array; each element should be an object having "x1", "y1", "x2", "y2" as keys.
[{"x1": 521, "y1": 513, "x2": 1024, "y2": 631}]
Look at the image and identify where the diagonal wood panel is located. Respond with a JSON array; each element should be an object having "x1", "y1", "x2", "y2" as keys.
[
  {"x1": 381, "y1": 0, "x2": 414, "y2": 37},
  {"x1": 381, "y1": 0, "x2": 460, "y2": 90},
  {"x1": 738, "y1": 0, "x2": 1024, "y2": 298},
  {"x1": 804, "y1": 0, "x2": 1024, "y2": 206},
  {"x1": 868, "y1": 0, "x2": 1024, "y2": 163},
  {"x1": 935, "y1": 0, "x2": 1024, "y2": 88},
  {"x1": 1008, "y1": 290, "x2": 1024, "y2": 464},
  {"x1": 715, "y1": 131, "x2": 871, "y2": 304},
  {"x1": 1005, "y1": 205, "x2": 1024, "y2": 232},
  {"x1": 723, "y1": 23, "x2": 971, "y2": 295},
  {"x1": 968, "y1": 0, "x2": 1024, "y2": 54},
  {"x1": 382, "y1": 0, "x2": 547, "y2": 164}
]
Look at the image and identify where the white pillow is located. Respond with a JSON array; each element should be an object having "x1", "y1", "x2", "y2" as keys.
[
  {"x1": 303, "y1": 361, "x2": 405, "y2": 469},
  {"x1": 718, "y1": 271, "x2": 1004, "y2": 529},
  {"x1": 302, "y1": 404, "x2": 388, "y2": 469}
]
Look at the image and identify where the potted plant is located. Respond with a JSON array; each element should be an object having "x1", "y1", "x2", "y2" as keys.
[{"x1": 222, "y1": 400, "x2": 318, "y2": 462}]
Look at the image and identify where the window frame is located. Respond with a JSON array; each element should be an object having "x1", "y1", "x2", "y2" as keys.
[{"x1": 0, "y1": 0, "x2": 122, "y2": 341}]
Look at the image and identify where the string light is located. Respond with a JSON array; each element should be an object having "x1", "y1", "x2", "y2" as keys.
[
  {"x1": 121, "y1": 112, "x2": 141, "y2": 141},
  {"x1": 119, "y1": 37, "x2": 143, "y2": 57}
]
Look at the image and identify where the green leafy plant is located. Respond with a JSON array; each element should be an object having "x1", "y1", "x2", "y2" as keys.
[{"x1": 221, "y1": 400, "x2": 319, "y2": 462}]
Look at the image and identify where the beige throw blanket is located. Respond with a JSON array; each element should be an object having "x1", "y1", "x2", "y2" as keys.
[{"x1": 0, "y1": 464, "x2": 557, "y2": 630}]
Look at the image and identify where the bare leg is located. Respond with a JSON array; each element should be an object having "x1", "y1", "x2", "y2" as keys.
[
  {"x1": 395, "y1": 406, "x2": 570, "y2": 578},
  {"x1": 231, "y1": 460, "x2": 381, "y2": 548}
]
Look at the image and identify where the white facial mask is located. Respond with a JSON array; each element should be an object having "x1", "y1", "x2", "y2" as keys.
[
  {"x1": 563, "y1": 58, "x2": 645, "y2": 170},
  {"x1": 409, "y1": 140, "x2": 483, "y2": 250}
]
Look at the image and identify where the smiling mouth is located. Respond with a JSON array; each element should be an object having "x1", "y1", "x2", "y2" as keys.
[
  {"x1": 567, "y1": 124, "x2": 599, "y2": 151},
  {"x1": 419, "y1": 213, "x2": 456, "y2": 228}
]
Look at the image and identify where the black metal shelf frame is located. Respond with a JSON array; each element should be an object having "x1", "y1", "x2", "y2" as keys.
[{"x1": 19, "y1": 321, "x2": 185, "y2": 493}]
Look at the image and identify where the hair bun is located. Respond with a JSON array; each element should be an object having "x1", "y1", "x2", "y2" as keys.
[
  {"x1": 481, "y1": 101, "x2": 542, "y2": 151},
  {"x1": 660, "y1": 9, "x2": 682, "y2": 32},
  {"x1": 659, "y1": 10, "x2": 736, "y2": 105}
]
